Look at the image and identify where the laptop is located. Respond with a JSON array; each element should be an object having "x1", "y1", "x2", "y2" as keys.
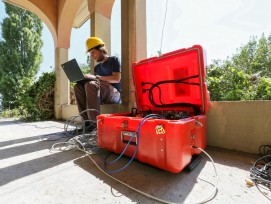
[{"x1": 61, "y1": 58, "x2": 94, "y2": 83}]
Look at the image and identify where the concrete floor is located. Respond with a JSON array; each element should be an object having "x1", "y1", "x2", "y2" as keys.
[{"x1": 0, "y1": 118, "x2": 270, "y2": 204}]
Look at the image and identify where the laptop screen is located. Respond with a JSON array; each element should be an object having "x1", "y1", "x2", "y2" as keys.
[{"x1": 61, "y1": 59, "x2": 84, "y2": 82}]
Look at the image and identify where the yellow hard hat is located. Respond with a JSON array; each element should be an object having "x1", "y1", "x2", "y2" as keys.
[{"x1": 85, "y1": 37, "x2": 105, "y2": 53}]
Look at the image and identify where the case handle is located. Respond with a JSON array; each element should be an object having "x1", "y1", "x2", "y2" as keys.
[{"x1": 121, "y1": 131, "x2": 137, "y2": 146}]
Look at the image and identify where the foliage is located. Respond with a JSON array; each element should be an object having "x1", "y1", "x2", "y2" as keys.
[
  {"x1": 207, "y1": 33, "x2": 271, "y2": 101},
  {"x1": 0, "y1": 3, "x2": 43, "y2": 110},
  {"x1": 254, "y1": 77, "x2": 271, "y2": 100},
  {"x1": 19, "y1": 72, "x2": 56, "y2": 121},
  {"x1": 0, "y1": 108, "x2": 21, "y2": 119},
  {"x1": 80, "y1": 57, "x2": 91, "y2": 74}
]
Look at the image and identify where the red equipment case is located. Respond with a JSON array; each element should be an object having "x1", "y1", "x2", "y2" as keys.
[{"x1": 97, "y1": 45, "x2": 210, "y2": 173}]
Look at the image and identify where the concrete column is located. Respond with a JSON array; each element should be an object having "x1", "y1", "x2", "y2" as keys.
[
  {"x1": 121, "y1": 0, "x2": 147, "y2": 108},
  {"x1": 54, "y1": 47, "x2": 69, "y2": 119},
  {"x1": 89, "y1": 12, "x2": 111, "y2": 71}
]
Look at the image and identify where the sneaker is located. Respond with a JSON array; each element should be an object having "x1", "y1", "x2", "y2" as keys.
[
  {"x1": 83, "y1": 122, "x2": 97, "y2": 133},
  {"x1": 75, "y1": 121, "x2": 97, "y2": 134},
  {"x1": 65, "y1": 121, "x2": 97, "y2": 136}
]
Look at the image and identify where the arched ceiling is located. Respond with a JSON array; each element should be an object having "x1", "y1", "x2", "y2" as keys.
[{"x1": 2, "y1": 0, "x2": 115, "y2": 48}]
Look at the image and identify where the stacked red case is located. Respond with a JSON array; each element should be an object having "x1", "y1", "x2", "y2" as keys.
[{"x1": 97, "y1": 45, "x2": 210, "y2": 173}]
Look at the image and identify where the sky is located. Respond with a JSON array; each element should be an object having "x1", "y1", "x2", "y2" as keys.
[
  {"x1": 147, "y1": 0, "x2": 271, "y2": 60},
  {"x1": 1, "y1": 0, "x2": 271, "y2": 77}
]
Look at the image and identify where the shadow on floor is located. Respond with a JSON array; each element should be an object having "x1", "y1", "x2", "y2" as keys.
[
  {"x1": 205, "y1": 146, "x2": 259, "y2": 171},
  {"x1": 73, "y1": 151, "x2": 215, "y2": 204},
  {"x1": 0, "y1": 132, "x2": 72, "y2": 160},
  {"x1": 0, "y1": 119, "x2": 21, "y2": 126},
  {"x1": 0, "y1": 149, "x2": 83, "y2": 187},
  {"x1": 0, "y1": 135, "x2": 42, "y2": 148}
]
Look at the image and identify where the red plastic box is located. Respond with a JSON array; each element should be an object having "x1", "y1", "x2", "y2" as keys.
[{"x1": 97, "y1": 45, "x2": 210, "y2": 173}]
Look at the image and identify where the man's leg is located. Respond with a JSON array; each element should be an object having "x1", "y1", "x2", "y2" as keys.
[
  {"x1": 84, "y1": 81, "x2": 100, "y2": 121},
  {"x1": 82, "y1": 81, "x2": 120, "y2": 121},
  {"x1": 99, "y1": 81, "x2": 121, "y2": 104},
  {"x1": 74, "y1": 83, "x2": 88, "y2": 120}
]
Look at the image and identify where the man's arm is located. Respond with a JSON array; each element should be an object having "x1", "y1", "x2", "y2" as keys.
[
  {"x1": 84, "y1": 72, "x2": 121, "y2": 83},
  {"x1": 98, "y1": 72, "x2": 121, "y2": 83}
]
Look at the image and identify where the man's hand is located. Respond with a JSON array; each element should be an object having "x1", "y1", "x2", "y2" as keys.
[{"x1": 84, "y1": 74, "x2": 96, "y2": 79}]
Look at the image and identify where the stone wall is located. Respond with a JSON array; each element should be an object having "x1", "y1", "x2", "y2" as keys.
[{"x1": 62, "y1": 101, "x2": 271, "y2": 154}]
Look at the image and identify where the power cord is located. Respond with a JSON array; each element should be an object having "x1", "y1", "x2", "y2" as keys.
[
  {"x1": 259, "y1": 145, "x2": 271, "y2": 162},
  {"x1": 191, "y1": 146, "x2": 219, "y2": 204},
  {"x1": 158, "y1": 0, "x2": 169, "y2": 56},
  {"x1": 50, "y1": 113, "x2": 218, "y2": 204},
  {"x1": 87, "y1": 146, "x2": 218, "y2": 204},
  {"x1": 14, "y1": 120, "x2": 74, "y2": 141},
  {"x1": 103, "y1": 114, "x2": 164, "y2": 173},
  {"x1": 51, "y1": 109, "x2": 99, "y2": 152},
  {"x1": 16, "y1": 120, "x2": 64, "y2": 130},
  {"x1": 141, "y1": 75, "x2": 201, "y2": 115}
]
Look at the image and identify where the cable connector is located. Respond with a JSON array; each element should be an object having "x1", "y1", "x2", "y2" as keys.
[{"x1": 196, "y1": 120, "x2": 203, "y2": 127}]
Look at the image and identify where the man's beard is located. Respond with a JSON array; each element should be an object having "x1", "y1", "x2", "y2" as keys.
[{"x1": 96, "y1": 54, "x2": 105, "y2": 62}]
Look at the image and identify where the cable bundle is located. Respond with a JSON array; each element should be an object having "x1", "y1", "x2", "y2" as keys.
[
  {"x1": 49, "y1": 111, "x2": 218, "y2": 203},
  {"x1": 250, "y1": 145, "x2": 271, "y2": 188},
  {"x1": 259, "y1": 145, "x2": 271, "y2": 162},
  {"x1": 141, "y1": 75, "x2": 201, "y2": 115}
]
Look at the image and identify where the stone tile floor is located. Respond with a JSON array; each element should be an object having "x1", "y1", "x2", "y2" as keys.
[{"x1": 0, "y1": 118, "x2": 270, "y2": 204}]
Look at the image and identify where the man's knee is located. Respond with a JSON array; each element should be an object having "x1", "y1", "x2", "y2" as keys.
[
  {"x1": 84, "y1": 81, "x2": 98, "y2": 92},
  {"x1": 73, "y1": 83, "x2": 80, "y2": 93}
]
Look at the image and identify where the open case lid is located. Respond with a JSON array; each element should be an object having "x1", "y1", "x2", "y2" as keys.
[{"x1": 132, "y1": 45, "x2": 210, "y2": 115}]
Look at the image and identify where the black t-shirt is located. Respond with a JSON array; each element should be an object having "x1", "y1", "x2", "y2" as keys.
[{"x1": 94, "y1": 56, "x2": 121, "y2": 92}]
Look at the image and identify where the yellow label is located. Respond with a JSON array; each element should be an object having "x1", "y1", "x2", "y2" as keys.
[{"x1": 156, "y1": 125, "x2": 165, "y2": 134}]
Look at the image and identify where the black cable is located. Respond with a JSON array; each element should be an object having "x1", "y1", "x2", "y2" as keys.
[
  {"x1": 140, "y1": 105, "x2": 152, "y2": 116},
  {"x1": 141, "y1": 75, "x2": 201, "y2": 115},
  {"x1": 148, "y1": 75, "x2": 200, "y2": 106},
  {"x1": 250, "y1": 154, "x2": 271, "y2": 188},
  {"x1": 259, "y1": 145, "x2": 271, "y2": 162},
  {"x1": 142, "y1": 83, "x2": 164, "y2": 106}
]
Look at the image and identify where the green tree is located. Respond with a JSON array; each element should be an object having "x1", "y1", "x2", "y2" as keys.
[
  {"x1": 231, "y1": 34, "x2": 271, "y2": 77},
  {"x1": 80, "y1": 62, "x2": 91, "y2": 74},
  {"x1": 207, "y1": 33, "x2": 271, "y2": 101},
  {"x1": 0, "y1": 3, "x2": 43, "y2": 109},
  {"x1": 207, "y1": 60, "x2": 251, "y2": 101},
  {"x1": 20, "y1": 71, "x2": 56, "y2": 121}
]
